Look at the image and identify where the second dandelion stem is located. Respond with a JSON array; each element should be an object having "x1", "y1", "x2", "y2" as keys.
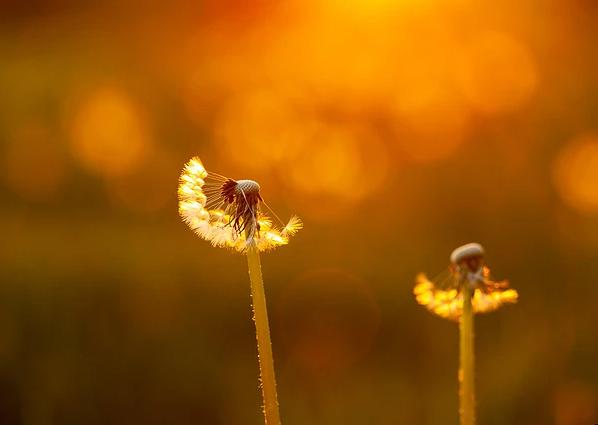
[
  {"x1": 246, "y1": 245, "x2": 282, "y2": 425},
  {"x1": 459, "y1": 282, "x2": 476, "y2": 425}
]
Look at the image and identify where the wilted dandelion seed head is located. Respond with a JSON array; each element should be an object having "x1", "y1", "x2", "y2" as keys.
[
  {"x1": 414, "y1": 242, "x2": 518, "y2": 320},
  {"x1": 178, "y1": 157, "x2": 302, "y2": 253}
]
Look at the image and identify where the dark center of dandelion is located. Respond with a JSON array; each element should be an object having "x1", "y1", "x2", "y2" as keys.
[
  {"x1": 461, "y1": 256, "x2": 483, "y2": 273},
  {"x1": 220, "y1": 178, "x2": 263, "y2": 237}
]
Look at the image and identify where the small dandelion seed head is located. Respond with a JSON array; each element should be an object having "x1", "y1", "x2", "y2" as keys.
[
  {"x1": 414, "y1": 243, "x2": 517, "y2": 321},
  {"x1": 178, "y1": 156, "x2": 301, "y2": 253}
]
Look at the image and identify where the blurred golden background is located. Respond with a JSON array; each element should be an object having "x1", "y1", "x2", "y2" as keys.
[{"x1": 1, "y1": 0, "x2": 598, "y2": 424}]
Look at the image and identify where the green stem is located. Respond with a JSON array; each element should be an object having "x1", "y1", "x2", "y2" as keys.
[
  {"x1": 246, "y1": 245, "x2": 282, "y2": 425},
  {"x1": 459, "y1": 282, "x2": 476, "y2": 425}
]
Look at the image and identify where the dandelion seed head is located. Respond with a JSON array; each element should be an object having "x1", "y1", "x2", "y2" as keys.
[
  {"x1": 414, "y1": 244, "x2": 517, "y2": 321},
  {"x1": 178, "y1": 156, "x2": 301, "y2": 253}
]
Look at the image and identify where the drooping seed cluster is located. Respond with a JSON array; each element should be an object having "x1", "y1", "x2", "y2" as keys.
[
  {"x1": 178, "y1": 157, "x2": 302, "y2": 253},
  {"x1": 414, "y1": 244, "x2": 518, "y2": 320}
]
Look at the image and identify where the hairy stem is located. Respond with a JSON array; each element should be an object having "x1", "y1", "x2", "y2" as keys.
[
  {"x1": 246, "y1": 245, "x2": 281, "y2": 425},
  {"x1": 459, "y1": 282, "x2": 476, "y2": 425}
]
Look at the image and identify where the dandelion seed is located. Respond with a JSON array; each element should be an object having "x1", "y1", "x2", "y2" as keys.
[{"x1": 413, "y1": 243, "x2": 518, "y2": 425}]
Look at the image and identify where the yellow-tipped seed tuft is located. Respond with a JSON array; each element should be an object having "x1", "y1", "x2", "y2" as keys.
[
  {"x1": 414, "y1": 244, "x2": 517, "y2": 321},
  {"x1": 178, "y1": 156, "x2": 302, "y2": 252}
]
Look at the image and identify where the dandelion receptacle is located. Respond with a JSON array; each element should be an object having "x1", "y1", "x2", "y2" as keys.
[{"x1": 178, "y1": 157, "x2": 302, "y2": 425}]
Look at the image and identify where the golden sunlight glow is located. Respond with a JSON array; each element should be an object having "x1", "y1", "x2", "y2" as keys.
[
  {"x1": 553, "y1": 135, "x2": 598, "y2": 214},
  {"x1": 286, "y1": 124, "x2": 389, "y2": 202},
  {"x1": 414, "y1": 273, "x2": 518, "y2": 321},
  {"x1": 322, "y1": 0, "x2": 402, "y2": 17},
  {"x1": 176, "y1": 1, "x2": 544, "y2": 186},
  {"x1": 178, "y1": 157, "x2": 302, "y2": 253},
  {"x1": 70, "y1": 87, "x2": 151, "y2": 178},
  {"x1": 215, "y1": 90, "x2": 313, "y2": 170},
  {"x1": 455, "y1": 31, "x2": 537, "y2": 115},
  {"x1": 392, "y1": 88, "x2": 470, "y2": 163}
]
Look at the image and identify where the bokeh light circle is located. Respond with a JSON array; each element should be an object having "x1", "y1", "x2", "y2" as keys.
[
  {"x1": 284, "y1": 123, "x2": 390, "y2": 202},
  {"x1": 70, "y1": 87, "x2": 152, "y2": 178},
  {"x1": 215, "y1": 90, "x2": 314, "y2": 171},
  {"x1": 392, "y1": 88, "x2": 471, "y2": 163},
  {"x1": 553, "y1": 134, "x2": 598, "y2": 215},
  {"x1": 455, "y1": 31, "x2": 538, "y2": 115}
]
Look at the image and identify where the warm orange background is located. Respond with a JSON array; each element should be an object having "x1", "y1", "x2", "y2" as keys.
[{"x1": 1, "y1": 1, "x2": 597, "y2": 424}]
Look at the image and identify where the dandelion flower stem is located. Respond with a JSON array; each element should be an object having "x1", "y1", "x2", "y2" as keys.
[
  {"x1": 246, "y1": 244, "x2": 281, "y2": 425},
  {"x1": 459, "y1": 282, "x2": 476, "y2": 425}
]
